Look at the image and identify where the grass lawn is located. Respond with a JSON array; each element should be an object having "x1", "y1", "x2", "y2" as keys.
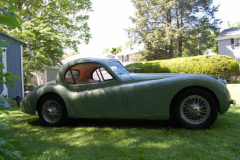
[{"x1": 1, "y1": 84, "x2": 240, "y2": 160}]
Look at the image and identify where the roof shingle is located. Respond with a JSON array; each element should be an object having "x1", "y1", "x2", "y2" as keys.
[{"x1": 215, "y1": 27, "x2": 240, "y2": 39}]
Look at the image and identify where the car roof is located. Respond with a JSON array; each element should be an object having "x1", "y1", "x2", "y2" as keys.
[
  {"x1": 59, "y1": 57, "x2": 119, "y2": 72},
  {"x1": 67, "y1": 57, "x2": 117, "y2": 64},
  {"x1": 75, "y1": 57, "x2": 118, "y2": 63},
  {"x1": 56, "y1": 57, "x2": 120, "y2": 87}
]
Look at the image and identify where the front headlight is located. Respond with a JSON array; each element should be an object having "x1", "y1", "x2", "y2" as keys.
[{"x1": 219, "y1": 78, "x2": 227, "y2": 86}]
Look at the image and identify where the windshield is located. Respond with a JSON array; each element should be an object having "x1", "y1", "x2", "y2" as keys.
[{"x1": 108, "y1": 61, "x2": 130, "y2": 75}]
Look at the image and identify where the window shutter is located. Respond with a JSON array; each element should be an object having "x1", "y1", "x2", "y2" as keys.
[
  {"x1": 127, "y1": 55, "x2": 129, "y2": 62},
  {"x1": 231, "y1": 38, "x2": 234, "y2": 44},
  {"x1": 122, "y1": 56, "x2": 124, "y2": 62}
]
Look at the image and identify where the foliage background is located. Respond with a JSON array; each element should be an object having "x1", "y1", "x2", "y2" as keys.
[
  {"x1": 0, "y1": 0, "x2": 92, "y2": 84},
  {"x1": 128, "y1": 0, "x2": 221, "y2": 60},
  {"x1": 126, "y1": 55, "x2": 240, "y2": 80}
]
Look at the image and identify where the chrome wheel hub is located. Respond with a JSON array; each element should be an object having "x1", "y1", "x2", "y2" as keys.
[
  {"x1": 42, "y1": 100, "x2": 61, "y2": 123},
  {"x1": 180, "y1": 95, "x2": 211, "y2": 124}
]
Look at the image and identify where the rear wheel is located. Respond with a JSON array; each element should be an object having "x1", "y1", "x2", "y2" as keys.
[
  {"x1": 172, "y1": 88, "x2": 218, "y2": 129},
  {"x1": 38, "y1": 95, "x2": 67, "y2": 127}
]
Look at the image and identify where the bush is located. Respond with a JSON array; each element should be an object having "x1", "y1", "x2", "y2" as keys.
[
  {"x1": 126, "y1": 55, "x2": 240, "y2": 80},
  {"x1": 24, "y1": 84, "x2": 36, "y2": 91}
]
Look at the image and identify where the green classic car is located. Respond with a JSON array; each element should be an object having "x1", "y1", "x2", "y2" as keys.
[{"x1": 20, "y1": 57, "x2": 236, "y2": 129}]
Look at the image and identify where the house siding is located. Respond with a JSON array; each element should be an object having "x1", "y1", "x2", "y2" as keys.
[
  {"x1": 36, "y1": 70, "x2": 47, "y2": 86},
  {"x1": 0, "y1": 34, "x2": 24, "y2": 98},
  {"x1": 118, "y1": 56, "x2": 123, "y2": 63},
  {"x1": 117, "y1": 53, "x2": 141, "y2": 66},
  {"x1": 46, "y1": 69, "x2": 58, "y2": 82},
  {"x1": 128, "y1": 53, "x2": 140, "y2": 63},
  {"x1": 218, "y1": 39, "x2": 236, "y2": 58}
]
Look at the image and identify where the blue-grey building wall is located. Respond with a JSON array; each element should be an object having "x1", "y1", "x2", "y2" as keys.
[
  {"x1": 0, "y1": 34, "x2": 24, "y2": 98},
  {"x1": 0, "y1": 48, "x2": 3, "y2": 94}
]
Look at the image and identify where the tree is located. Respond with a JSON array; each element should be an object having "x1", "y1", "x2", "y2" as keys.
[
  {"x1": 0, "y1": 0, "x2": 92, "y2": 84},
  {"x1": 124, "y1": 40, "x2": 135, "y2": 49},
  {"x1": 102, "y1": 46, "x2": 122, "y2": 55},
  {"x1": 128, "y1": 0, "x2": 220, "y2": 60},
  {"x1": 110, "y1": 46, "x2": 122, "y2": 55},
  {"x1": 64, "y1": 50, "x2": 79, "y2": 58},
  {"x1": 228, "y1": 21, "x2": 240, "y2": 28},
  {"x1": 102, "y1": 48, "x2": 110, "y2": 54},
  {"x1": 128, "y1": 0, "x2": 180, "y2": 60}
]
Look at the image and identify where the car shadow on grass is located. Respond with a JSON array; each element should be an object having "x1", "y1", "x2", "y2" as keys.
[{"x1": 28, "y1": 117, "x2": 181, "y2": 129}]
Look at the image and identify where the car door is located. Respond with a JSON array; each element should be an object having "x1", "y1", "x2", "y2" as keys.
[{"x1": 69, "y1": 63, "x2": 117, "y2": 118}]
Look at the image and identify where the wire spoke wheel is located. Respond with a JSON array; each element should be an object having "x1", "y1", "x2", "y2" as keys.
[
  {"x1": 38, "y1": 94, "x2": 67, "y2": 126},
  {"x1": 180, "y1": 95, "x2": 211, "y2": 125},
  {"x1": 42, "y1": 100, "x2": 62, "y2": 124},
  {"x1": 172, "y1": 88, "x2": 218, "y2": 129}
]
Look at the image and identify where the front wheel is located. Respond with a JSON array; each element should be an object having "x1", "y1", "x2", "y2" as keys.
[
  {"x1": 172, "y1": 88, "x2": 218, "y2": 129},
  {"x1": 38, "y1": 95, "x2": 67, "y2": 127}
]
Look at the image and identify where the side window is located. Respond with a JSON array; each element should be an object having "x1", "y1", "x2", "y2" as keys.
[
  {"x1": 65, "y1": 63, "x2": 113, "y2": 84},
  {"x1": 65, "y1": 70, "x2": 80, "y2": 83},
  {"x1": 92, "y1": 69, "x2": 103, "y2": 81},
  {"x1": 101, "y1": 67, "x2": 114, "y2": 80},
  {"x1": 92, "y1": 66, "x2": 114, "y2": 81}
]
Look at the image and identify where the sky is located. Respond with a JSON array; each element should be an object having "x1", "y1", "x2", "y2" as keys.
[
  {"x1": 214, "y1": 0, "x2": 240, "y2": 29},
  {"x1": 78, "y1": 0, "x2": 135, "y2": 57},
  {"x1": 77, "y1": 0, "x2": 240, "y2": 57}
]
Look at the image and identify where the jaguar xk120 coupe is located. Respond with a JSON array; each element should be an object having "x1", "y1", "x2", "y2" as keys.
[{"x1": 20, "y1": 58, "x2": 236, "y2": 129}]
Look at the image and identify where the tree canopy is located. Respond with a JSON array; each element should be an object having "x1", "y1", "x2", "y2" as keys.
[
  {"x1": 0, "y1": 0, "x2": 92, "y2": 84},
  {"x1": 228, "y1": 21, "x2": 240, "y2": 28},
  {"x1": 102, "y1": 46, "x2": 122, "y2": 55},
  {"x1": 128, "y1": 0, "x2": 221, "y2": 60}
]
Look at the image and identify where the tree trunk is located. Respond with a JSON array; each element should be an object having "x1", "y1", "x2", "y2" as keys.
[
  {"x1": 169, "y1": 40, "x2": 173, "y2": 58},
  {"x1": 178, "y1": 35, "x2": 182, "y2": 57},
  {"x1": 176, "y1": 3, "x2": 181, "y2": 57},
  {"x1": 177, "y1": 1, "x2": 183, "y2": 57},
  {"x1": 166, "y1": 8, "x2": 173, "y2": 58}
]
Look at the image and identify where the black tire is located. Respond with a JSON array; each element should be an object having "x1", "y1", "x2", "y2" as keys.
[
  {"x1": 172, "y1": 88, "x2": 218, "y2": 129},
  {"x1": 38, "y1": 94, "x2": 68, "y2": 127}
]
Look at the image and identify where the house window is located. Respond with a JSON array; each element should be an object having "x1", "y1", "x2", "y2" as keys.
[
  {"x1": 124, "y1": 55, "x2": 128, "y2": 62},
  {"x1": 235, "y1": 38, "x2": 240, "y2": 48}
]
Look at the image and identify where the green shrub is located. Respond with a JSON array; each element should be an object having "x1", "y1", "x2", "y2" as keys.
[
  {"x1": 126, "y1": 55, "x2": 240, "y2": 80},
  {"x1": 24, "y1": 84, "x2": 36, "y2": 91}
]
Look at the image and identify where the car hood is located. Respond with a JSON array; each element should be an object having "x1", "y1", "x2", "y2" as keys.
[{"x1": 129, "y1": 73, "x2": 218, "y2": 81}]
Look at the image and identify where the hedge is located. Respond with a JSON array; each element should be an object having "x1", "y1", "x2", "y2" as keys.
[
  {"x1": 24, "y1": 84, "x2": 36, "y2": 91},
  {"x1": 125, "y1": 55, "x2": 240, "y2": 80}
]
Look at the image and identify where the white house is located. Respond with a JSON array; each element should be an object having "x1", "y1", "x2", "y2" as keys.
[
  {"x1": 215, "y1": 27, "x2": 240, "y2": 63},
  {"x1": 115, "y1": 43, "x2": 144, "y2": 66}
]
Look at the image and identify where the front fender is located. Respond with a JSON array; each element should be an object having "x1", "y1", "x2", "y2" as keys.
[
  {"x1": 161, "y1": 75, "x2": 231, "y2": 115},
  {"x1": 115, "y1": 74, "x2": 231, "y2": 120}
]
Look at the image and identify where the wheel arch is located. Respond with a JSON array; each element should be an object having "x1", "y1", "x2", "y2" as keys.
[
  {"x1": 170, "y1": 86, "x2": 220, "y2": 116},
  {"x1": 36, "y1": 93, "x2": 68, "y2": 115}
]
